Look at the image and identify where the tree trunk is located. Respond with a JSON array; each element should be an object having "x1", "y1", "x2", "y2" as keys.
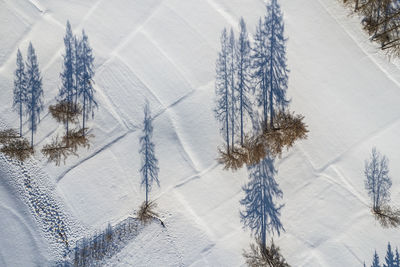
[
  {"x1": 261, "y1": 174, "x2": 266, "y2": 250},
  {"x1": 145, "y1": 144, "x2": 149, "y2": 205},
  {"x1": 82, "y1": 93, "x2": 86, "y2": 137},
  {"x1": 19, "y1": 101, "x2": 22, "y2": 137},
  {"x1": 31, "y1": 91, "x2": 34, "y2": 148},
  {"x1": 269, "y1": 13, "x2": 275, "y2": 129},
  {"x1": 31, "y1": 114, "x2": 34, "y2": 148},
  {"x1": 240, "y1": 84, "x2": 244, "y2": 146},
  {"x1": 225, "y1": 72, "x2": 230, "y2": 154},
  {"x1": 66, "y1": 103, "x2": 69, "y2": 146}
]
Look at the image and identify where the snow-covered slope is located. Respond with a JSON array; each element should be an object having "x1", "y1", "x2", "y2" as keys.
[{"x1": 1, "y1": 0, "x2": 400, "y2": 266}]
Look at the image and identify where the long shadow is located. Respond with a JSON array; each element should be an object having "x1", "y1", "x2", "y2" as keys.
[{"x1": 240, "y1": 155, "x2": 284, "y2": 249}]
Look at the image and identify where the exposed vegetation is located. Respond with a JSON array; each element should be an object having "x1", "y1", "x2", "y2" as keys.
[
  {"x1": 343, "y1": 0, "x2": 400, "y2": 57},
  {"x1": 219, "y1": 111, "x2": 308, "y2": 170},
  {"x1": 364, "y1": 148, "x2": 400, "y2": 228},
  {"x1": 373, "y1": 205, "x2": 400, "y2": 228},
  {"x1": 49, "y1": 101, "x2": 82, "y2": 125},
  {"x1": 243, "y1": 239, "x2": 290, "y2": 267},
  {"x1": 0, "y1": 129, "x2": 34, "y2": 162},
  {"x1": 41, "y1": 129, "x2": 92, "y2": 166},
  {"x1": 1, "y1": 137, "x2": 34, "y2": 162},
  {"x1": 137, "y1": 201, "x2": 159, "y2": 225},
  {"x1": 0, "y1": 128, "x2": 19, "y2": 144}
]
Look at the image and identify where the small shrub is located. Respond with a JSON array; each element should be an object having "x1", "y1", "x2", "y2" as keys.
[
  {"x1": 0, "y1": 129, "x2": 19, "y2": 144},
  {"x1": 218, "y1": 111, "x2": 308, "y2": 170},
  {"x1": 138, "y1": 201, "x2": 159, "y2": 225},
  {"x1": 373, "y1": 205, "x2": 400, "y2": 228},
  {"x1": 218, "y1": 146, "x2": 249, "y2": 170},
  {"x1": 41, "y1": 136, "x2": 76, "y2": 166},
  {"x1": 1, "y1": 138, "x2": 33, "y2": 162},
  {"x1": 243, "y1": 239, "x2": 290, "y2": 267},
  {"x1": 259, "y1": 112, "x2": 308, "y2": 157},
  {"x1": 41, "y1": 129, "x2": 92, "y2": 166},
  {"x1": 63, "y1": 128, "x2": 92, "y2": 152},
  {"x1": 49, "y1": 101, "x2": 82, "y2": 124}
]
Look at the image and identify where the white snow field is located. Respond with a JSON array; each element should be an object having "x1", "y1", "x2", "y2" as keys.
[{"x1": 1, "y1": 0, "x2": 400, "y2": 266}]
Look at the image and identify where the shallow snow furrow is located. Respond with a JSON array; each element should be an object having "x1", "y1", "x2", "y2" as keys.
[
  {"x1": 116, "y1": 55, "x2": 166, "y2": 109},
  {"x1": 140, "y1": 28, "x2": 200, "y2": 90},
  {"x1": 56, "y1": 129, "x2": 133, "y2": 183},
  {"x1": 92, "y1": 0, "x2": 166, "y2": 74},
  {"x1": 311, "y1": 116, "x2": 400, "y2": 174},
  {"x1": 174, "y1": 163, "x2": 219, "y2": 189},
  {"x1": 206, "y1": 0, "x2": 240, "y2": 30}
]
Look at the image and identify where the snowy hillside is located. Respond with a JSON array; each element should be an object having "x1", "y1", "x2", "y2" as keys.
[{"x1": 1, "y1": 0, "x2": 400, "y2": 266}]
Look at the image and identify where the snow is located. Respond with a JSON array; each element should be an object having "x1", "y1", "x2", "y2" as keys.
[
  {"x1": 0, "y1": 167, "x2": 47, "y2": 267},
  {"x1": 1, "y1": 0, "x2": 400, "y2": 266}
]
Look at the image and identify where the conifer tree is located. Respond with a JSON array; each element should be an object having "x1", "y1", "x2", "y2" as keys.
[
  {"x1": 236, "y1": 18, "x2": 252, "y2": 145},
  {"x1": 139, "y1": 101, "x2": 159, "y2": 205},
  {"x1": 385, "y1": 242, "x2": 395, "y2": 267},
  {"x1": 73, "y1": 35, "x2": 82, "y2": 110},
  {"x1": 395, "y1": 247, "x2": 400, "y2": 267},
  {"x1": 59, "y1": 20, "x2": 75, "y2": 137},
  {"x1": 13, "y1": 49, "x2": 27, "y2": 137},
  {"x1": 252, "y1": 0, "x2": 289, "y2": 128},
  {"x1": 79, "y1": 30, "x2": 97, "y2": 136},
  {"x1": 372, "y1": 250, "x2": 382, "y2": 267},
  {"x1": 25, "y1": 42, "x2": 43, "y2": 147},
  {"x1": 215, "y1": 28, "x2": 231, "y2": 153},
  {"x1": 252, "y1": 17, "x2": 268, "y2": 126},
  {"x1": 228, "y1": 28, "x2": 236, "y2": 151},
  {"x1": 264, "y1": 0, "x2": 289, "y2": 127},
  {"x1": 240, "y1": 156, "x2": 284, "y2": 250}
]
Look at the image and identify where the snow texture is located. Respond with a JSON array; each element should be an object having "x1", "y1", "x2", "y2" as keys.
[{"x1": 1, "y1": 0, "x2": 400, "y2": 266}]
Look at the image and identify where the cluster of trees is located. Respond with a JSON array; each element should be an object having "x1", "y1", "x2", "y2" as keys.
[
  {"x1": 1, "y1": 42, "x2": 44, "y2": 161},
  {"x1": 215, "y1": 0, "x2": 288, "y2": 152},
  {"x1": 13, "y1": 43, "x2": 44, "y2": 147},
  {"x1": 343, "y1": 0, "x2": 400, "y2": 55},
  {"x1": 54, "y1": 21, "x2": 97, "y2": 139},
  {"x1": 9, "y1": 20, "x2": 97, "y2": 164},
  {"x1": 42, "y1": 21, "x2": 97, "y2": 165},
  {"x1": 364, "y1": 148, "x2": 400, "y2": 228},
  {"x1": 215, "y1": 0, "x2": 307, "y2": 171},
  {"x1": 215, "y1": 0, "x2": 295, "y2": 266},
  {"x1": 366, "y1": 242, "x2": 400, "y2": 267},
  {"x1": 0, "y1": 128, "x2": 33, "y2": 161}
]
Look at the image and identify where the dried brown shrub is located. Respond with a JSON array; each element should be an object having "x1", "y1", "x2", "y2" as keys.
[
  {"x1": 373, "y1": 205, "x2": 400, "y2": 228},
  {"x1": 260, "y1": 112, "x2": 308, "y2": 156},
  {"x1": 243, "y1": 239, "x2": 290, "y2": 267},
  {"x1": 62, "y1": 128, "x2": 92, "y2": 152},
  {"x1": 41, "y1": 128, "x2": 92, "y2": 166},
  {"x1": 138, "y1": 201, "x2": 159, "y2": 225},
  {"x1": 1, "y1": 138, "x2": 34, "y2": 162},
  {"x1": 49, "y1": 101, "x2": 82, "y2": 124},
  {"x1": 0, "y1": 129, "x2": 19, "y2": 144},
  {"x1": 218, "y1": 146, "x2": 249, "y2": 170},
  {"x1": 342, "y1": 0, "x2": 400, "y2": 57},
  {"x1": 41, "y1": 136, "x2": 77, "y2": 166},
  {"x1": 218, "y1": 111, "x2": 308, "y2": 170}
]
